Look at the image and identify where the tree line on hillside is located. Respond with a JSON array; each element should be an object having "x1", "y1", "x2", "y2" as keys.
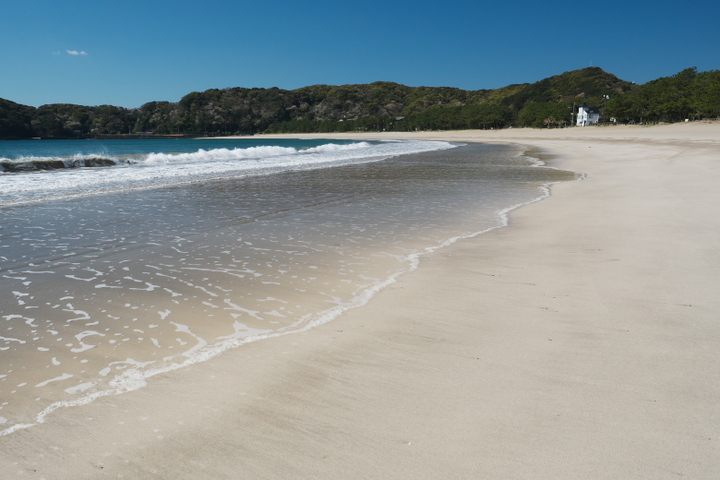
[
  {"x1": 1, "y1": 67, "x2": 719, "y2": 139},
  {"x1": 604, "y1": 68, "x2": 720, "y2": 123}
]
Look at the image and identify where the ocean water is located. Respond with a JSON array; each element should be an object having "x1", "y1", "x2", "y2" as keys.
[
  {"x1": 0, "y1": 137, "x2": 577, "y2": 435},
  {"x1": 0, "y1": 138, "x2": 449, "y2": 206}
]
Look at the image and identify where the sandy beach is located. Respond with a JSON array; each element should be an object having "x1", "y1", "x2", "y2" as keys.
[{"x1": 2, "y1": 122, "x2": 719, "y2": 479}]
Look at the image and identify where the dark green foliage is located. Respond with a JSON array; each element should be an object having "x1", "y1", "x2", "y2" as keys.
[
  {"x1": 0, "y1": 98, "x2": 35, "y2": 138},
  {"x1": 265, "y1": 68, "x2": 624, "y2": 133},
  {"x1": 395, "y1": 104, "x2": 514, "y2": 131},
  {"x1": 30, "y1": 104, "x2": 135, "y2": 137},
  {"x1": 605, "y1": 68, "x2": 720, "y2": 123},
  {"x1": 497, "y1": 67, "x2": 632, "y2": 108},
  {"x1": 517, "y1": 102, "x2": 573, "y2": 128},
  {"x1": 1, "y1": 67, "x2": 718, "y2": 138},
  {"x1": 690, "y1": 70, "x2": 720, "y2": 119}
]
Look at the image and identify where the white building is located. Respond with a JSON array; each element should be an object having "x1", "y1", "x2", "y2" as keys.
[{"x1": 576, "y1": 104, "x2": 600, "y2": 126}]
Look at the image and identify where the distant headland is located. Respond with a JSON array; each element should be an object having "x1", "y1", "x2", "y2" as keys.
[{"x1": 1, "y1": 66, "x2": 718, "y2": 139}]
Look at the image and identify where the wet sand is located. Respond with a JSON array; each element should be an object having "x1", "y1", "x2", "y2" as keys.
[{"x1": 2, "y1": 122, "x2": 720, "y2": 479}]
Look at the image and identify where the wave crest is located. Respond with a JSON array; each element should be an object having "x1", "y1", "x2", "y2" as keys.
[
  {"x1": 0, "y1": 155, "x2": 119, "y2": 172},
  {"x1": 141, "y1": 142, "x2": 372, "y2": 165},
  {"x1": 0, "y1": 140, "x2": 454, "y2": 206}
]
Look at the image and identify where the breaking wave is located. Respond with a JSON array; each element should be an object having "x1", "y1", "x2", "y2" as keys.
[
  {"x1": 0, "y1": 140, "x2": 455, "y2": 206},
  {"x1": 0, "y1": 155, "x2": 120, "y2": 172}
]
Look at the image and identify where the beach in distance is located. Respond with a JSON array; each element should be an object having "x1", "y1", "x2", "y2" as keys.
[{"x1": 2, "y1": 121, "x2": 720, "y2": 479}]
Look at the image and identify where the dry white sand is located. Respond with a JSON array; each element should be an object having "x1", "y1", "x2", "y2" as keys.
[{"x1": 2, "y1": 122, "x2": 720, "y2": 479}]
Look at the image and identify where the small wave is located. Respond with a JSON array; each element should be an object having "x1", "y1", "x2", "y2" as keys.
[
  {"x1": 0, "y1": 142, "x2": 379, "y2": 172},
  {"x1": 301, "y1": 142, "x2": 371, "y2": 154},
  {"x1": 0, "y1": 155, "x2": 119, "y2": 172},
  {"x1": 0, "y1": 140, "x2": 454, "y2": 206},
  {"x1": 141, "y1": 142, "x2": 372, "y2": 165}
]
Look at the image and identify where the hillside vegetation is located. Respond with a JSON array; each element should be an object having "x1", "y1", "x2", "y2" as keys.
[{"x1": 1, "y1": 67, "x2": 718, "y2": 139}]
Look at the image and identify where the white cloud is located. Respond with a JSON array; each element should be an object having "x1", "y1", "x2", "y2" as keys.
[{"x1": 66, "y1": 50, "x2": 88, "y2": 56}]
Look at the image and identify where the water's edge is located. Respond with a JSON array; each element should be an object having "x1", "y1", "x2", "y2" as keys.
[{"x1": 0, "y1": 143, "x2": 584, "y2": 436}]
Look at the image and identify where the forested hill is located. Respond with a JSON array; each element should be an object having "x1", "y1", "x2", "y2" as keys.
[{"x1": 1, "y1": 66, "x2": 718, "y2": 139}]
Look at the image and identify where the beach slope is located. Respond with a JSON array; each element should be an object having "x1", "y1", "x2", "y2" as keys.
[{"x1": 2, "y1": 122, "x2": 719, "y2": 479}]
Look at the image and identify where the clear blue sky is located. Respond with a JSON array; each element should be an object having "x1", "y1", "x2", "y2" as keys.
[{"x1": 1, "y1": 0, "x2": 718, "y2": 108}]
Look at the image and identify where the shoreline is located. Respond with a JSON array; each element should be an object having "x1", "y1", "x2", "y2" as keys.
[
  {"x1": 0, "y1": 145, "x2": 564, "y2": 436},
  {"x1": 2, "y1": 123, "x2": 719, "y2": 478}
]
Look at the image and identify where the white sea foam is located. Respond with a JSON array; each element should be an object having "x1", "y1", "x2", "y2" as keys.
[
  {"x1": 0, "y1": 140, "x2": 454, "y2": 206},
  {"x1": 35, "y1": 373, "x2": 74, "y2": 388},
  {"x1": 64, "y1": 382, "x2": 96, "y2": 395}
]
